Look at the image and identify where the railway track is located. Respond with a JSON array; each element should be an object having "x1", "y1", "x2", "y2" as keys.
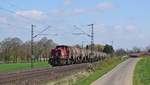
[{"x1": 0, "y1": 63, "x2": 92, "y2": 85}]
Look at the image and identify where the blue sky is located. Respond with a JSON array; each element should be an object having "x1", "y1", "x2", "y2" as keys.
[{"x1": 0, "y1": 0, "x2": 150, "y2": 49}]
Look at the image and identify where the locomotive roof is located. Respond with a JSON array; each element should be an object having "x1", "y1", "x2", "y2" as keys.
[{"x1": 56, "y1": 45, "x2": 69, "y2": 48}]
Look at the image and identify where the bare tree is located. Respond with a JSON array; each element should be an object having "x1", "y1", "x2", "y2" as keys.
[
  {"x1": 0, "y1": 38, "x2": 22, "y2": 63},
  {"x1": 0, "y1": 37, "x2": 57, "y2": 63}
]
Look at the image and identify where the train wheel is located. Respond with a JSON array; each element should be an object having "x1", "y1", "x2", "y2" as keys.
[
  {"x1": 65, "y1": 59, "x2": 70, "y2": 65},
  {"x1": 73, "y1": 58, "x2": 75, "y2": 64},
  {"x1": 85, "y1": 56, "x2": 88, "y2": 63},
  {"x1": 60, "y1": 59, "x2": 65, "y2": 65},
  {"x1": 75, "y1": 58, "x2": 78, "y2": 64},
  {"x1": 83, "y1": 57, "x2": 86, "y2": 63},
  {"x1": 71, "y1": 59, "x2": 74, "y2": 64}
]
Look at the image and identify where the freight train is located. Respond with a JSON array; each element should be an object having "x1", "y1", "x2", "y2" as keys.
[
  {"x1": 129, "y1": 52, "x2": 150, "y2": 57},
  {"x1": 48, "y1": 45, "x2": 107, "y2": 66}
]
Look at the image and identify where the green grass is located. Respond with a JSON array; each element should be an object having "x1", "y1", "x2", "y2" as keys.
[
  {"x1": 75, "y1": 57, "x2": 124, "y2": 85},
  {"x1": 134, "y1": 57, "x2": 150, "y2": 85},
  {"x1": 0, "y1": 62, "x2": 50, "y2": 73}
]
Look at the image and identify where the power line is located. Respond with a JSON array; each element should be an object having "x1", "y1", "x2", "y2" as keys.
[
  {"x1": 0, "y1": 4, "x2": 55, "y2": 40},
  {"x1": 0, "y1": 5, "x2": 49, "y2": 28},
  {"x1": 0, "y1": 21, "x2": 11, "y2": 26},
  {"x1": 1, "y1": 0, "x2": 23, "y2": 10},
  {"x1": 73, "y1": 25, "x2": 91, "y2": 37},
  {"x1": 30, "y1": 24, "x2": 58, "y2": 68},
  {"x1": 88, "y1": 24, "x2": 94, "y2": 56},
  {"x1": 1, "y1": 1, "x2": 48, "y2": 26},
  {"x1": 0, "y1": 0, "x2": 34, "y2": 24},
  {"x1": 33, "y1": 26, "x2": 51, "y2": 38},
  {"x1": 73, "y1": 24, "x2": 95, "y2": 60},
  {"x1": 0, "y1": 6, "x2": 32, "y2": 25},
  {"x1": 0, "y1": 20, "x2": 28, "y2": 30}
]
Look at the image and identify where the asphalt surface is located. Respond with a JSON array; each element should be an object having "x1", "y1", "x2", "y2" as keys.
[{"x1": 91, "y1": 58, "x2": 140, "y2": 85}]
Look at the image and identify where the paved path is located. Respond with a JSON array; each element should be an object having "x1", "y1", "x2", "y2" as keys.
[{"x1": 91, "y1": 58, "x2": 140, "y2": 85}]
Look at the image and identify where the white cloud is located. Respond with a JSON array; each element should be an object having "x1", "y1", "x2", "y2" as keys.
[
  {"x1": 16, "y1": 10, "x2": 48, "y2": 21},
  {"x1": 113, "y1": 25, "x2": 123, "y2": 31},
  {"x1": 94, "y1": 24, "x2": 142, "y2": 49},
  {"x1": 74, "y1": 8, "x2": 87, "y2": 14},
  {"x1": 125, "y1": 25, "x2": 137, "y2": 32},
  {"x1": 0, "y1": 16, "x2": 7, "y2": 23},
  {"x1": 97, "y1": 2, "x2": 115, "y2": 10},
  {"x1": 112, "y1": 24, "x2": 138, "y2": 33},
  {"x1": 50, "y1": 2, "x2": 115, "y2": 16},
  {"x1": 64, "y1": 0, "x2": 72, "y2": 5}
]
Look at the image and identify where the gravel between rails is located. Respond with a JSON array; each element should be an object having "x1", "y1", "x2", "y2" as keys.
[{"x1": 0, "y1": 63, "x2": 93, "y2": 85}]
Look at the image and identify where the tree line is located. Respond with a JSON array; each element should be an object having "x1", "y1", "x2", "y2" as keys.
[
  {"x1": 0, "y1": 37, "x2": 57, "y2": 63},
  {"x1": 1, "y1": 36, "x2": 142, "y2": 63}
]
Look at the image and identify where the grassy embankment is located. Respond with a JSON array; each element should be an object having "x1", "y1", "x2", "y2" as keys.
[
  {"x1": 0, "y1": 62, "x2": 50, "y2": 73},
  {"x1": 75, "y1": 57, "x2": 125, "y2": 85},
  {"x1": 134, "y1": 57, "x2": 150, "y2": 85}
]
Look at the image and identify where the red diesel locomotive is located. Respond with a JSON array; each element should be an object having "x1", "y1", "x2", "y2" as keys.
[{"x1": 49, "y1": 45, "x2": 107, "y2": 66}]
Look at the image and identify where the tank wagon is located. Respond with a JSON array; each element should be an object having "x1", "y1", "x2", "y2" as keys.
[
  {"x1": 49, "y1": 45, "x2": 107, "y2": 66},
  {"x1": 129, "y1": 52, "x2": 150, "y2": 57}
]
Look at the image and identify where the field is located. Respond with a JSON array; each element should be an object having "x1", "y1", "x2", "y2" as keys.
[
  {"x1": 134, "y1": 57, "x2": 150, "y2": 85},
  {"x1": 75, "y1": 57, "x2": 124, "y2": 85},
  {"x1": 0, "y1": 62, "x2": 50, "y2": 73}
]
